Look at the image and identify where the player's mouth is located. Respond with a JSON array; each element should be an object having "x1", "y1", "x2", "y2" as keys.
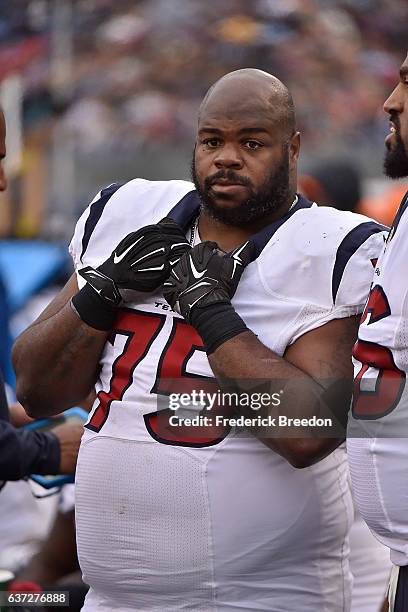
[
  {"x1": 385, "y1": 120, "x2": 398, "y2": 147},
  {"x1": 210, "y1": 181, "x2": 248, "y2": 196},
  {"x1": 212, "y1": 177, "x2": 246, "y2": 186}
]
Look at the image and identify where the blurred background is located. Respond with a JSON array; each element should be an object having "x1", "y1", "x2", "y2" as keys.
[
  {"x1": 0, "y1": 2, "x2": 406, "y2": 608},
  {"x1": 0, "y1": 0, "x2": 407, "y2": 388},
  {"x1": 0, "y1": 0, "x2": 407, "y2": 241}
]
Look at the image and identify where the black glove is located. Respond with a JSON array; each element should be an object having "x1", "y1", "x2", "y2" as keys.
[
  {"x1": 71, "y1": 218, "x2": 190, "y2": 330},
  {"x1": 163, "y1": 240, "x2": 253, "y2": 353}
]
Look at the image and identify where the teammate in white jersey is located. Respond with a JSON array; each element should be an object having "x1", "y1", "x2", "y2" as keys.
[
  {"x1": 347, "y1": 53, "x2": 408, "y2": 612},
  {"x1": 14, "y1": 70, "x2": 386, "y2": 611}
]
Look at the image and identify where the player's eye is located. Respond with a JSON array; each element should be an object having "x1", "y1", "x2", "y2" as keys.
[
  {"x1": 202, "y1": 138, "x2": 221, "y2": 148},
  {"x1": 245, "y1": 140, "x2": 263, "y2": 150}
]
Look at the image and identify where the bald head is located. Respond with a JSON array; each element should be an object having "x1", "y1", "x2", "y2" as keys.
[
  {"x1": 199, "y1": 69, "x2": 296, "y2": 138},
  {"x1": 193, "y1": 68, "x2": 300, "y2": 227}
]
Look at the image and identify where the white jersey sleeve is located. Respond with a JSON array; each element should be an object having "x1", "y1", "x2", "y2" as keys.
[
  {"x1": 333, "y1": 226, "x2": 386, "y2": 312},
  {"x1": 254, "y1": 206, "x2": 387, "y2": 348},
  {"x1": 68, "y1": 179, "x2": 195, "y2": 283},
  {"x1": 68, "y1": 182, "x2": 125, "y2": 279}
]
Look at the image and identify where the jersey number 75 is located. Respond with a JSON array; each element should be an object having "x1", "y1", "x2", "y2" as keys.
[{"x1": 85, "y1": 309, "x2": 230, "y2": 447}]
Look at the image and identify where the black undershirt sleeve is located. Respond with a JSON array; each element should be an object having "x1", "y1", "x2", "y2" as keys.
[
  {"x1": 0, "y1": 372, "x2": 60, "y2": 482},
  {"x1": 0, "y1": 369, "x2": 9, "y2": 421},
  {"x1": 0, "y1": 422, "x2": 60, "y2": 480}
]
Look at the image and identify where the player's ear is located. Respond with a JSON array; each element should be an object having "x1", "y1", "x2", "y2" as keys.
[{"x1": 289, "y1": 131, "x2": 300, "y2": 163}]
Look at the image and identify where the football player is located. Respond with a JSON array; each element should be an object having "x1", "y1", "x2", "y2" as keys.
[
  {"x1": 14, "y1": 69, "x2": 386, "y2": 611},
  {"x1": 347, "y1": 53, "x2": 408, "y2": 612}
]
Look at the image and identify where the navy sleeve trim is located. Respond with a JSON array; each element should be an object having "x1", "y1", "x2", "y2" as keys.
[
  {"x1": 80, "y1": 182, "x2": 124, "y2": 262},
  {"x1": 332, "y1": 221, "x2": 387, "y2": 304}
]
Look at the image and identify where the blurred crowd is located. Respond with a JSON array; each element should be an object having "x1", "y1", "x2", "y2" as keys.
[
  {"x1": 0, "y1": 3, "x2": 407, "y2": 609},
  {"x1": 0, "y1": 0, "x2": 407, "y2": 239},
  {"x1": 0, "y1": 1, "x2": 406, "y2": 215},
  {"x1": 2, "y1": 0, "x2": 406, "y2": 152}
]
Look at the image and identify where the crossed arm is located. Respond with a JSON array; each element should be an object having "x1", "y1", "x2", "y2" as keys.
[
  {"x1": 209, "y1": 315, "x2": 359, "y2": 467},
  {"x1": 13, "y1": 269, "x2": 359, "y2": 468}
]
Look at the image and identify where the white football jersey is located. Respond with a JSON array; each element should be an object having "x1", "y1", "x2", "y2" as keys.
[
  {"x1": 347, "y1": 190, "x2": 408, "y2": 567},
  {"x1": 349, "y1": 506, "x2": 391, "y2": 611},
  {"x1": 70, "y1": 179, "x2": 386, "y2": 611}
]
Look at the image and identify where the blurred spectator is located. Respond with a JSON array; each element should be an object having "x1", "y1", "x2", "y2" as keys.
[
  {"x1": 358, "y1": 183, "x2": 408, "y2": 226},
  {"x1": 0, "y1": 0, "x2": 407, "y2": 240},
  {"x1": 299, "y1": 157, "x2": 362, "y2": 212}
]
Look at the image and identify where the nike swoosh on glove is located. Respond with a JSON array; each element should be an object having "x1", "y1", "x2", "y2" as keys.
[
  {"x1": 71, "y1": 218, "x2": 190, "y2": 330},
  {"x1": 163, "y1": 240, "x2": 253, "y2": 353},
  {"x1": 81, "y1": 217, "x2": 191, "y2": 302}
]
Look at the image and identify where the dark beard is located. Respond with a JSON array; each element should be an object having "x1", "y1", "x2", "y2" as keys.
[
  {"x1": 191, "y1": 147, "x2": 291, "y2": 227},
  {"x1": 384, "y1": 124, "x2": 408, "y2": 179}
]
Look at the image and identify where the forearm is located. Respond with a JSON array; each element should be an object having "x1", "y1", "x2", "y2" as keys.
[
  {"x1": 208, "y1": 331, "x2": 348, "y2": 467},
  {"x1": 13, "y1": 301, "x2": 108, "y2": 417},
  {"x1": 162, "y1": 241, "x2": 355, "y2": 467},
  {"x1": 0, "y1": 422, "x2": 60, "y2": 480}
]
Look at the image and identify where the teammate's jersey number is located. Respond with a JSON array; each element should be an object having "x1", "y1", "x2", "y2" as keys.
[
  {"x1": 352, "y1": 285, "x2": 405, "y2": 419},
  {"x1": 86, "y1": 310, "x2": 231, "y2": 446}
]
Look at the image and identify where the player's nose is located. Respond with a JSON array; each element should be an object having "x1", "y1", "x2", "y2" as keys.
[
  {"x1": 213, "y1": 143, "x2": 243, "y2": 170},
  {"x1": 384, "y1": 83, "x2": 403, "y2": 116}
]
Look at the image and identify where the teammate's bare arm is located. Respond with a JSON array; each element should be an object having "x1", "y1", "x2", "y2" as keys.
[
  {"x1": 12, "y1": 274, "x2": 109, "y2": 417},
  {"x1": 208, "y1": 315, "x2": 359, "y2": 468}
]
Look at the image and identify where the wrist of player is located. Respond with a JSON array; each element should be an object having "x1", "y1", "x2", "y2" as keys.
[
  {"x1": 163, "y1": 240, "x2": 253, "y2": 352},
  {"x1": 71, "y1": 282, "x2": 118, "y2": 331},
  {"x1": 190, "y1": 302, "x2": 248, "y2": 354}
]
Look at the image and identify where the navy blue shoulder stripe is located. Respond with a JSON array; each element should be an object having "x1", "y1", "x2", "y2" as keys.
[
  {"x1": 332, "y1": 221, "x2": 388, "y2": 304},
  {"x1": 80, "y1": 182, "x2": 124, "y2": 262},
  {"x1": 167, "y1": 191, "x2": 314, "y2": 262},
  {"x1": 249, "y1": 194, "x2": 313, "y2": 259},
  {"x1": 167, "y1": 190, "x2": 201, "y2": 230}
]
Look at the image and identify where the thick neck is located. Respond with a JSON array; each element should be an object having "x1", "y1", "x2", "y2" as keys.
[{"x1": 197, "y1": 193, "x2": 296, "y2": 252}]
